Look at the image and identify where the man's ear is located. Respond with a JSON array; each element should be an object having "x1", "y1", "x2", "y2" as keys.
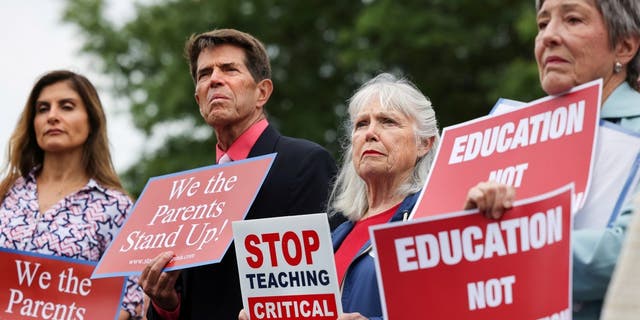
[
  {"x1": 418, "y1": 136, "x2": 436, "y2": 158},
  {"x1": 256, "y1": 79, "x2": 274, "y2": 108}
]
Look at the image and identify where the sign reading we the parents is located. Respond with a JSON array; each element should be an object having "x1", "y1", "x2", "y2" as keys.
[
  {"x1": 92, "y1": 154, "x2": 275, "y2": 278},
  {"x1": 0, "y1": 248, "x2": 125, "y2": 320}
]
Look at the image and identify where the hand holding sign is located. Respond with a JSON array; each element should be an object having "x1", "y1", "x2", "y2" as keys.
[
  {"x1": 411, "y1": 80, "x2": 601, "y2": 219},
  {"x1": 464, "y1": 181, "x2": 516, "y2": 219},
  {"x1": 138, "y1": 251, "x2": 181, "y2": 311},
  {"x1": 337, "y1": 313, "x2": 368, "y2": 320}
]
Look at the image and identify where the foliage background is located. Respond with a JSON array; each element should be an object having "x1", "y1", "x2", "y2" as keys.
[{"x1": 63, "y1": 0, "x2": 544, "y2": 196}]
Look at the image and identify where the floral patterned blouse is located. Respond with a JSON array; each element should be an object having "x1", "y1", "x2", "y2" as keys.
[{"x1": 0, "y1": 169, "x2": 144, "y2": 318}]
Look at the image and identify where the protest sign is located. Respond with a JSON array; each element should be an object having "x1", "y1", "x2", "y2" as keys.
[
  {"x1": 92, "y1": 154, "x2": 275, "y2": 278},
  {"x1": 491, "y1": 96, "x2": 640, "y2": 229},
  {"x1": 233, "y1": 213, "x2": 342, "y2": 320},
  {"x1": 371, "y1": 185, "x2": 573, "y2": 319},
  {"x1": 490, "y1": 97, "x2": 526, "y2": 113},
  {"x1": 0, "y1": 248, "x2": 125, "y2": 320},
  {"x1": 573, "y1": 121, "x2": 640, "y2": 228},
  {"x1": 411, "y1": 79, "x2": 601, "y2": 219}
]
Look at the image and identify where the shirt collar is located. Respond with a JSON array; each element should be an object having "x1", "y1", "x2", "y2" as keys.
[
  {"x1": 601, "y1": 82, "x2": 640, "y2": 119},
  {"x1": 215, "y1": 119, "x2": 269, "y2": 163}
]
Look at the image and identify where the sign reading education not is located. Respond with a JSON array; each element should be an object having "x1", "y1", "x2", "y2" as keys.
[
  {"x1": 233, "y1": 213, "x2": 342, "y2": 320},
  {"x1": 0, "y1": 248, "x2": 126, "y2": 320},
  {"x1": 93, "y1": 154, "x2": 275, "y2": 278},
  {"x1": 371, "y1": 185, "x2": 573, "y2": 319},
  {"x1": 491, "y1": 100, "x2": 640, "y2": 230},
  {"x1": 411, "y1": 80, "x2": 601, "y2": 219}
]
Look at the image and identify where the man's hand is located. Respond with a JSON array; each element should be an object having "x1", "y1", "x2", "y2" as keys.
[{"x1": 139, "y1": 251, "x2": 181, "y2": 311}]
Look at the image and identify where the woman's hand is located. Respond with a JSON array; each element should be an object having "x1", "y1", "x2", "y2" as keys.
[
  {"x1": 242, "y1": 308, "x2": 370, "y2": 319},
  {"x1": 464, "y1": 181, "x2": 516, "y2": 219},
  {"x1": 242, "y1": 308, "x2": 373, "y2": 319},
  {"x1": 117, "y1": 310, "x2": 131, "y2": 320},
  {"x1": 337, "y1": 312, "x2": 368, "y2": 320}
]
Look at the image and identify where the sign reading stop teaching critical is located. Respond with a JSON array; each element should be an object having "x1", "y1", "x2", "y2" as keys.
[
  {"x1": 233, "y1": 213, "x2": 342, "y2": 320},
  {"x1": 0, "y1": 248, "x2": 126, "y2": 320},
  {"x1": 411, "y1": 79, "x2": 601, "y2": 219},
  {"x1": 92, "y1": 154, "x2": 275, "y2": 279},
  {"x1": 371, "y1": 185, "x2": 573, "y2": 319}
]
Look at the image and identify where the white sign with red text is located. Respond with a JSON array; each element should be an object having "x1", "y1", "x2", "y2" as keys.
[{"x1": 233, "y1": 213, "x2": 342, "y2": 320}]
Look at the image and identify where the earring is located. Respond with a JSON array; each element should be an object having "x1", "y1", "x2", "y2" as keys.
[{"x1": 614, "y1": 61, "x2": 623, "y2": 73}]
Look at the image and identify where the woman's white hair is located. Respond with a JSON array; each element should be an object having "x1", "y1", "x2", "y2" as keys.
[{"x1": 328, "y1": 73, "x2": 440, "y2": 221}]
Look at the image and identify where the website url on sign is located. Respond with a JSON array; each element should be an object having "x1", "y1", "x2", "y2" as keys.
[
  {"x1": 129, "y1": 258, "x2": 153, "y2": 265},
  {"x1": 128, "y1": 253, "x2": 195, "y2": 265}
]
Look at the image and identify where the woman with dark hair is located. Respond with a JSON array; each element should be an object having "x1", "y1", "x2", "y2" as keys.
[{"x1": 0, "y1": 70, "x2": 144, "y2": 319}]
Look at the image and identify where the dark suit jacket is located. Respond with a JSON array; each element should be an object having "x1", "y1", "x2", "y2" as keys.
[{"x1": 148, "y1": 125, "x2": 337, "y2": 319}]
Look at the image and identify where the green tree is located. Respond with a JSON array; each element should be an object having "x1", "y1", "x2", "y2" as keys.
[{"x1": 63, "y1": 0, "x2": 541, "y2": 196}]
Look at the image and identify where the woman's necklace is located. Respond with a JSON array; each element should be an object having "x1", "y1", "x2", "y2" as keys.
[{"x1": 37, "y1": 175, "x2": 88, "y2": 214}]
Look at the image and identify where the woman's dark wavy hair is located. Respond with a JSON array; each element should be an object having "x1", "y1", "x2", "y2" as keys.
[{"x1": 0, "y1": 70, "x2": 126, "y2": 199}]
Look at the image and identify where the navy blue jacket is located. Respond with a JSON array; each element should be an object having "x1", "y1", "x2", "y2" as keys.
[{"x1": 332, "y1": 193, "x2": 419, "y2": 320}]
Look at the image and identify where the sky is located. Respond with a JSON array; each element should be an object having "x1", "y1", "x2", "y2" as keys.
[{"x1": 0, "y1": 0, "x2": 144, "y2": 173}]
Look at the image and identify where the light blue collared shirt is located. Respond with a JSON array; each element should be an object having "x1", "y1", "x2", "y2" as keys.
[{"x1": 573, "y1": 82, "x2": 640, "y2": 320}]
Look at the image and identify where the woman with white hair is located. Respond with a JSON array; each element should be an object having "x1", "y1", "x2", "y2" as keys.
[
  {"x1": 237, "y1": 73, "x2": 512, "y2": 320},
  {"x1": 330, "y1": 73, "x2": 512, "y2": 319}
]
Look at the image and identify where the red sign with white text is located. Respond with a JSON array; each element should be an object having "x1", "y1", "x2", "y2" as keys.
[
  {"x1": 0, "y1": 248, "x2": 125, "y2": 320},
  {"x1": 92, "y1": 154, "x2": 275, "y2": 278},
  {"x1": 247, "y1": 294, "x2": 339, "y2": 320},
  {"x1": 371, "y1": 185, "x2": 573, "y2": 319},
  {"x1": 411, "y1": 80, "x2": 600, "y2": 219}
]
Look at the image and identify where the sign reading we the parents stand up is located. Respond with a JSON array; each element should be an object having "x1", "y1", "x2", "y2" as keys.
[
  {"x1": 92, "y1": 154, "x2": 275, "y2": 278},
  {"x1": 411, "y1": 79, "x2": 601, "y2": 219}
]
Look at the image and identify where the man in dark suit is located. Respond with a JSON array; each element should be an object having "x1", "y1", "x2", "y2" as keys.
[{"x1": 140, "y1": 29, "x2": 337, "y2": 319}]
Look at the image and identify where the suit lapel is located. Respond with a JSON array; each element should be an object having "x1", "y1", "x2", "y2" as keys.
[{"x1": 248, "y1": 125, "x2": 280, "y2": 157}]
